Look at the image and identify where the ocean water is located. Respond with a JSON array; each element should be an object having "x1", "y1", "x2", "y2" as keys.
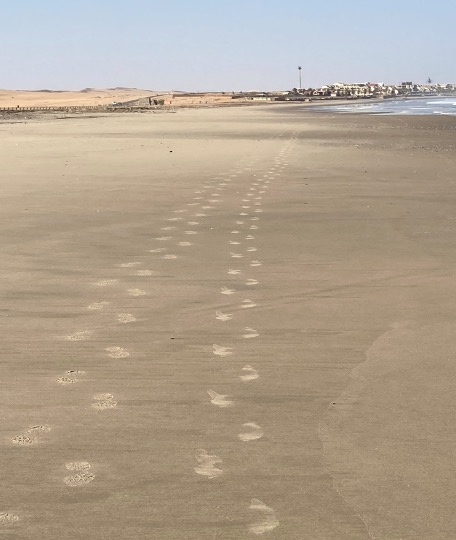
[{"x1": 312, "y1": 97, "x2": 456, "y2": 116}]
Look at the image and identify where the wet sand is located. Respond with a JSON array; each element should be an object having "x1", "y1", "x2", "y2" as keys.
[{"x1": 1, "y1": 105, "x2": 455, "y2": 539}]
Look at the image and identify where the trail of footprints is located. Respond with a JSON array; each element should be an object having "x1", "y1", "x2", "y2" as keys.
[
  {"x1": 7, "y1": 149, "x2": 294, "y2": 532},
  {"x1": 194, "y1": 142, "x2": 294, "y2": 534}
]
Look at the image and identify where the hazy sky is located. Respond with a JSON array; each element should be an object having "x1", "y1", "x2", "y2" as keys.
[{"x1": 3, "y1": 0, "x2": 455, "y2": 91}]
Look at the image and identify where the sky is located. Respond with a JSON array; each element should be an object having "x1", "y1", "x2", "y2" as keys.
[{"x1": 2, "y1": 0, "x2": 455, "y2": 91}]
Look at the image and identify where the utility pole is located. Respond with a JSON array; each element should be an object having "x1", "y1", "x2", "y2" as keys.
[{"x1": 298, "y1": 66, "x2": 302, "y2": 91}]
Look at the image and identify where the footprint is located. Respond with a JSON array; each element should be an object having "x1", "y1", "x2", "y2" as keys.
[
  {"x1": 65, "y1": 330, "x2": 91, "y2": 341},
  {"x1": 137, "y1": 270, "x2": 153, "y2": 276},
  {"x1": 187, "y1": 221, "x2": 199, "y2": 225},
  {"x1": 250, "y1": 260, "x2": 262, "y2": 267},
  {"x1": 117, "y1": 313, "x2": 136, "y2": 324},
  {"x1": 246, "y1": 235, "x2": 255, "y2": 240},
  {"x1": 195, "y1": 213, "x2": 207, "y2": 217},
  {"x1": 64, "y1": 472, "x2": 95, "y2": 487},
  {"x1": 88, "y1": 301, "x2": 110, "y2": 310},
  {"x1": 162, "y1": 254, "x2": 178, "y2": 260},
  {"x1": 251, "y1": 217, "x2": 260, "y2": 221},
  {"x1": 187, "y1": 202, "x2": 199, "y2": 206},
  {"x1": 155, "y1": 236, "x2": 172, "y2": 241},
  {"x1": 92, "y1": 393, "x2": 118, "y2": 410},
  {"x1": 240, "y1": 365, "x2": 259, "y2": 382},
  {"x1": 213, "y1": 344, "x2": 233, "y2": 357},
  {"x1": 119, "y1": 262, "x2": 141, "y2": 268},
  {"x1": 241, "y1": 299, "x2": 256, "y2": 309},
  {"x1": 207, "y1": 390, "x2": 234, "y2": 408},
  {"x1": 128, "y1": 288, "x2": 147, "y2": 296},
  {"x1": 230, "y1": 253, "x2": 244, "y2": 259},
  {"x1": 66, "y1": 461, "x2": 91, "y2": 471},
  {"x1": 93, "y1": 393, "x2": 115, "y2": 401},
  {"x1": 149, "y1": 248, "x2": 167, "y2": 253},
  {"x1": 247, "y1": 247, "x2": 258, "y2": 252},
  {"x1": 242, "y1": 206, "x2": 251, "y2": 210},
  {"x1": 27, "y1": 425, "x2": 51, "y2": 434},
  {"x1": 246, "y1": 279, "x2": 259, "y2": 286},
  {"x1": 56, "y1": 376, "x2": 77, "y2": 385},
  {"x1": 173, "y1": 209, "x2": 187, "y2": 213},
  {"x1": 254, "y1": 209, "x2": 263, "y2": 213},
  {"x1": 166, "y1": 217, "x2": 184, "y2": 222},
  {"x1": 106, "y1": 347, "x2": 130, "y2": 359},
  {"x1": 229, "y1": 241, "x2": 241, "y2": 245},
  {"x1": 179, "y1": 242, "x2": 193, "y2": 247},
  {"x1": 243, "y1": 327, "x2": 259, "y2": 339},
  {"x1": 161, "y1": 226, "x2": 177, "y2": 231},
  {"x1": 248, "y1": 499, "x2": 279, "y2": 535},
  {"x1": 95, "y1": 279, "x2": 117, "y2": 287},
  {"x1": 239, "y1": 212, "x2": 248, "y2": 216},
  {"x1": 0, "y1": 512, "x2": 19, "y2": 525},
  {"x1": 238, "y1": 422, "x2": 263, "y2": 442},
  {"x1": 185, "y1": 230, "x2": 198, "y2": 235},
  {"x1": 254, "y1": 202, "x2": 262, "y2": 206},
  {"x1": 215, "y1": 311, "x2": 233, "y2": 321},
  {"x1": 221, "y1": 286, "x2": 236, "y2": 295},
  {"x1": 228, "y1": 269, "x2": 241, "y2": 275},
  {"x1": 236, "y1": 221, "x2": 244, "y2": 225},
  {"x1": 250, "y1": 225, "x2": 259, "y2": 230},
  {"x1": 11, "y1": 435, "x2": 36, "y2": 446},
  {"x1": 56, "y1": 370, "x2": 86, "y2": 385},
  {"x1": 194, "y1": 450, "x2": 223, "y2": 479},
  {"x1": 92, "y1": 400, "x2": 118, "y2": 410},
  {"x1": 201, "y1": 206, "x2": 213, "y2": 210},
  {"x1": 231, "y1": 230, "x2": 240, "y2": 234}
]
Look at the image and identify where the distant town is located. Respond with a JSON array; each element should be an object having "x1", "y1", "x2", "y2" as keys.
[{"x1": 244, "y1": 81, "x2": 456, "y2": 102}]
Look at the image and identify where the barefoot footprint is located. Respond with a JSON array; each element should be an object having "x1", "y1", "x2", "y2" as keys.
[
  {"x1": 194, "y1": 450, "x2": 223, "y2": 479},
  {"x1": 207, "y1": 390, "x2": 234, "y2": 408},
  {"x1": 221, "y1": 286, "x2": 236, "y2": 295},
  {"x1": 243, "y1": 327, "x2": 259, "y2": 339},
  {"x1": 240, "y1": 365, "x2": 259, "y2": 382},
  {"x1": 216, "y1": 311, "x2": 233, "y2": 322},
  {"x1": 213, "y1": 344, "x2": 233, "y2": 357},
  {"x1": 248, "y1": 499, "x2": 279, "y2": 535},
  {"x1": 238, "y1": 423, "x2": 263, "y2": 442}
]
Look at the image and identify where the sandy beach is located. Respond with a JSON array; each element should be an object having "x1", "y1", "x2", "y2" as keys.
[{"x1": 1, "y1": 104, "x2": 456, "y2": 539}]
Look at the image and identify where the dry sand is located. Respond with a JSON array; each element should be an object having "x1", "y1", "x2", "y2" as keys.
[
  {"x1": 1, "y1": 105, "x2": 455, "y2": 539},
  {"x1": 0, "y1": 88, "x2": 240, "y2": 108}
]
